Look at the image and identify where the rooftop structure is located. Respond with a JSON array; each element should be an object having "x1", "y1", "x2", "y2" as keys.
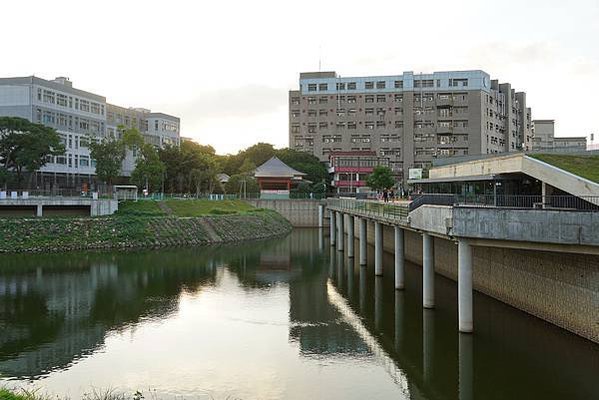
[{"x1": 531, "y1": 119, "x2": 587, "y2": 152}]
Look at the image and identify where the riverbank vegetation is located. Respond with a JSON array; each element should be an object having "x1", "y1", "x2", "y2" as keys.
[
  {"x1": 0, "y1": 388, "x2": 159, "y2": 400},
  {"x1": 0, "y1": 200, "x2": 291, "y2": 253}
]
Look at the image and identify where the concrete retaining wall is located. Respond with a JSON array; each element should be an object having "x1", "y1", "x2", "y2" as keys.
[
  {"x1": 353, "y1": 219, "x2": 599, "y2": 343},
  {"x1": 246, "y1": 199, "x2": 326, "y2": 227}
]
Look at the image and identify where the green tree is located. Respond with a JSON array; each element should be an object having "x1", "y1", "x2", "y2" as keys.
[
  {"x1": 225, "y1": 174, "x2": 259, "y2": 197},
  {"x1": 0, "y1": 117, "x2": 65, "y2": 187},
  {"x1": 276, "y1": 148, "x2": 328, "y2": 185},
  {"x1": 89, "y1": 137, "x2": 126, "y2": 190},
  {"x1": 131, "y1": 144, "x2": 166, "y2": 193},
  {"x1": 366, "y1": 166, "x2": 395, "y2": 191}
]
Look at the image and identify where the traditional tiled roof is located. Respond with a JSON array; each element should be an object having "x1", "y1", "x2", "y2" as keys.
[{"x1": 254, "y1": 157, "x2": 306, "y2": 178}]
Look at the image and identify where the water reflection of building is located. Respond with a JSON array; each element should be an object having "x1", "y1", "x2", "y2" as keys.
[{"x1": 0, "y1": 252, "x2": 217, "y2": 379}]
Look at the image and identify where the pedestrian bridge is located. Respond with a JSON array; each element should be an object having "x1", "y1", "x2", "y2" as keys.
[{"x1": 321, "y1": 197, "x2": 599, "y2": 340}]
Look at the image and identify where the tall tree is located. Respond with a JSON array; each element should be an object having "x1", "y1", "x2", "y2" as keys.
[
  {"x1": 0, "y1": 117, "x2": 65, "y2": 188},
  {"x1": 131, "y1": 143, "x2": 166, "y2": 193},
  {"x1": 366, "y1": 166, "x2": 396, "y2": 191},
  {"x1": 89, "y1": 137, "x2": 126, "y2": 190}
]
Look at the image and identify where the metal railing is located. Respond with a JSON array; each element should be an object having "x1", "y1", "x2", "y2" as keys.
[
  {"x1": 327, "y1": 198, "x2": 409, "y2": 221},
  {"x1": 410, "y1": 193, "x2": 599, "y2": 211}
]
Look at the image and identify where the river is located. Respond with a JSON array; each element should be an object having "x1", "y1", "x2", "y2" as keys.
[{"x1": 0, "y1": 229, "x2": 598, "y2": 399}]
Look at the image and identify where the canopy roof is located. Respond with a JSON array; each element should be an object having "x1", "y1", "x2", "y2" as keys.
[{"x1": 254, "y1": 157, "x2": 306, "y2": 179}]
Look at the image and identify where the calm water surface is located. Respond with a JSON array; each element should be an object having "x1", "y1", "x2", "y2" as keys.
[{"x1": 1, "y1": 229, "x2": 598, "y2": 399}]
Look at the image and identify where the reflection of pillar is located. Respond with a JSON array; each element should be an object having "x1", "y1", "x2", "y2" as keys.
[
  {"x1": 394, "y1": 290, "x2": 404, "y2": 352},
  {"x1": 459, "y1": 333, "x2": 473, "y2": 400},
  {"x1": 329, "y1": 245, "x2": 335, "y2": 278},
  {"x1": 337, "y1": 211, "x2": 344, "y2": 252},
  {"x1": 347, "y1": 256, "x2": 355, "y2": 299},
  {"x1": 458, "y1": 240, "x2": 473, "y2": 333},
  {"x1": 318, "y1": 228, "x2": 324, "y2": 252},
  {"x1": 375, "y1": 221, "x2": 383, "y2": 276},
  {"x1": 359, "y1": 218, "x2": 367, "y2": 265},
  {"x1": 329, "y1": 210, "x2": 336, "y2": 246},
  {"x1": 423, "y1": 233, "x2": 435, "y2": 309},
  {"x1": 375, "y1": 276, "x2": 383, "y2": 331},
  {"x1": 423, "y1": 308, "x2": 435, "y2": 383},
  {"x1": 359, "y1": 263, "x2": 366, "y2": 313},
  {"x1": 394, "y1": 226, "x2": 405, "y2": 290},
  {"x1": 318, "y1": 204, "x2": 324, "y2": 228},
  {"x1": 336, "y1": 249, "x2": 344, "y2": 290},
  {"x1": 347, "y1": 215, "x2": 355, "y2": 257}
]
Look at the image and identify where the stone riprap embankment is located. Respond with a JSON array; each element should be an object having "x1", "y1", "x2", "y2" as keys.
[{"x1": 0, "y1": 210, "x2": 291, "y2": 253}]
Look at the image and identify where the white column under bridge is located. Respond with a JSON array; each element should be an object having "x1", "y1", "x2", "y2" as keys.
[
  {"x1": 359, "y1": 217, "x2": 367, "y2": 266},
  {"x1": 422, "y1": 233, "x2": 435, "y2": 309},
  {"x1": 346, "y1": 215, "x2": 355, "y2": 257},
  {"x1": 375, "y1": 221, "x2": 383, "y2": 276}
]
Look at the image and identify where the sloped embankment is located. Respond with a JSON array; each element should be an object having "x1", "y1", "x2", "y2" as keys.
[{"x1": 0, "y1": 210, "x2": 291, "y2": 253}]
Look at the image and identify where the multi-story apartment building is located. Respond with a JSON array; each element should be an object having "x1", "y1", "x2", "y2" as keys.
[
  {"x1": 289, "y1": 70, "x2": 532, "y2": 184},
  {"x1": 0, "y1": 76, "x2": 180, "y2": 189}
]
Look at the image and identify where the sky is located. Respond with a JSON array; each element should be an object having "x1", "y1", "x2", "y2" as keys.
[{"x1": 1, "y1": 0, "x2": 597, "y2": 154}]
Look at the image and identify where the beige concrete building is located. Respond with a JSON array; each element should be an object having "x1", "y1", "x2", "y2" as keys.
[
  {"x1": 532, "y1": 119, "x2": 587, "y2": 152},
  {"x1": 289, "y1": 70, "x2": 533, "y2": 184}
]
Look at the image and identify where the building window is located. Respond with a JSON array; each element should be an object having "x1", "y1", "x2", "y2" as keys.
[
  {"x1": 376, "y1": 95, "x2": 386, "y2": 102},
  {"x1": 365, "y1": 108, "x2": 374, "y2": 116},
  {"x1": 347, "y1": 95, "x2": 357, "y2": 103},
  {"x1": 347, "y1": 82, "x2": 356, "y2": 90},
  {"x1": 348, "y1": 122, "x2": 357, "y2": 129},
  {"x1": 319, "y1": 109, "x2": 328, "y2": 116},
  {"x1": 376, "y1": 81, "x2": 386, "y2": 89},
  {"x1": 394, "y1": 80, "x2": 403, "y2": 89},
  {"x1": 365, "y1": 81, "x2": 374, "y2": 89},
  {"x1": 291, "y1": 97, "x2": 300, "y2": 105},
  {"x1": 336, "y1": 83, "x2": 346, "y2": 90},
  {"x1": 365, "y1": 121, "x2": 375, "y2": 129},
  {"x1": 308, "y1": 84, "x2": 317, "y2": 91},
  {"x1": 365, "y1": 95, "x2": 374, "y2": 103},
  {"x1": 319, "y1": 97, "x2": 328, "y2": 104},
  {"x1": 308, "y1": 97, "x2": 317, "y2": 104},
  {"x1": 318, "y1": 83, "x2": 328, "y2": 91},
  {"x1": 291, "y1": 110, "x2": 300, "y2": 117},
  {"x1": 308, "y1": 109, "x2": 317, "y2": 117},
  {"x1": 394, "y1": 94, "x2": 403, "y2": 103}
]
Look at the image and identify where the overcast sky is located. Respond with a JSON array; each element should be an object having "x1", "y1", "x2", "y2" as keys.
[{"x1": 1, "y1": 0, "x2": 597, "y2": 154}]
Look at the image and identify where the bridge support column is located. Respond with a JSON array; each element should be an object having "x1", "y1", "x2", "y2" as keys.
[
  {"x1": 375, "y1": 221, "x2": 383, "y2": 276},
  {"x1": 458, "y1": 240, "x2": 473, "y2": 333},
  {"x1": 423, "y1": 233, "x2": 435, "y2": 309},
  {"x1": 347, "y1": 215, "x2": 354, "y2": 257},
  {"x1": 36, "y1": 204, "x2": 43, "y2": 217},
  {"x1": 329, "y1": 210, "x2": 336, "y2": 246},
  {"x1": 337, "y1": 211, "x2": 344, "y2": 252},
  {"x1": 394, "y1": 226, "x2": 405, "y2": 290},
  {"x1": 359, "y1": 218, "x2": 367, "y2": 265},
  {"x1": 318, "y1": 204, "x2": 324, "y2": 228}
]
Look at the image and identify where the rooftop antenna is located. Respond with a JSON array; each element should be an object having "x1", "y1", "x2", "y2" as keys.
[{"x1": 318, "y1": 45, "x2": 322, "y2": 72}]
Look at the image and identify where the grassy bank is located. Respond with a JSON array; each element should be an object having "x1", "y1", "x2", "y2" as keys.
[
  {"x1": 530, "y1": 153, "x2": 599, "y2": 183},
  {"x1": 0, "y1": 388, "x2": 155, "y2": 400},
  {"x1": 0, "y1": 200, "x2": 291, "y2": 253}
]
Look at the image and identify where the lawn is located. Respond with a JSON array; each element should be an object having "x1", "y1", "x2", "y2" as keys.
[
  {"x1": 115, "y1": 199, "x2": 256, "y2": 217},
  {"x1": 530, "y1": 154, "x2": 599, "y2": 183},
  {"x1": 164, "y1": 199, "x2": 256, "y2": 216}
]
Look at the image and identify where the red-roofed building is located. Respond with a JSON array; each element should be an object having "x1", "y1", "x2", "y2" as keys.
[{"x1": 254, "y1": 156, "x2": 307, "y2": 199}]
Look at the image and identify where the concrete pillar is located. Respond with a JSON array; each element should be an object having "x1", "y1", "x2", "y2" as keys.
[
  {"x1": 423, "y1": 233, "x2": 435, "y2": 309},
  {"x1": 375, "y1": 276, "x2": 383, "y2": 331},
  {"x1": 375, "y1": 221, "x2": 383, "y2": 276},
  {"x1": 337, "y1": 211, "x2": 344, "y2": 251},
  {"x1": 458, "y1": 240, "x2": 473, "y2": 333},
  {"x1": 459, "y1": 333, "x2": 473, "y2": 400},
  {"x1": 329, "y1": 210, "x2": 336, "y2": 246},
  {"x1": 329, "y1": 246, "x2": 335, "y2": 278},
  {"x1": 36, "y1": 204, "x2": 43, "y2": 217},
  {"x1": 347, "y1": 215, "x2": 354, "y2": 257},
  {"x1": 359, "y1": 218, "x2": 367, "y2": 266},
  {"x1": 318, "y1": 228, "x2": 324, "y2": 252},
  {"x1": 318, "y1": 204, "x2": 324, "y2": 227},
  {"x1": 394, "y1": 226, "x2": 405, "y2": 290}
]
